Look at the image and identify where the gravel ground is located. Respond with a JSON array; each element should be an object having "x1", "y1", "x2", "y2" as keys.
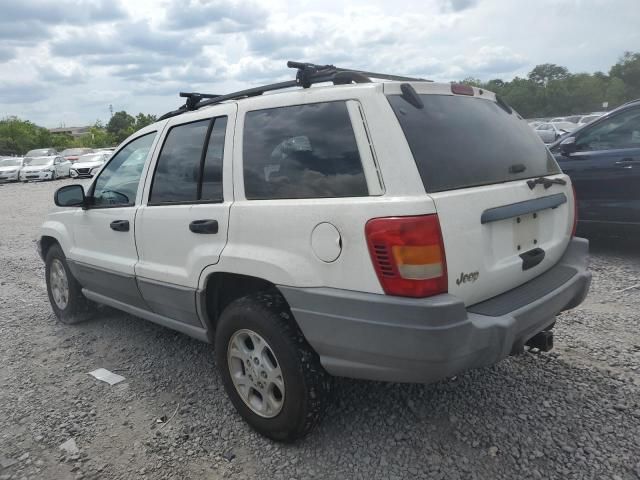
[{"x1": 0, "y1": 179, "x2": 639, "y2": 480}]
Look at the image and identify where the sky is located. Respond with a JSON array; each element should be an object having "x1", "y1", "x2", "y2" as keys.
[{"x1": 0, "y1": 0, "x2": 638, "y2": 128}]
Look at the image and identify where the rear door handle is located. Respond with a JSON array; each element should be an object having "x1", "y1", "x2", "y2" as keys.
[
  {"x1": 615, "y1": 158, "x2": 639, "y2": 167},
  {"x1": 189, "y1": 219, "x2": 218, "y2": 234},
  {"x1": 110, "y1": 220, "x2": 130, "y2": 232}
]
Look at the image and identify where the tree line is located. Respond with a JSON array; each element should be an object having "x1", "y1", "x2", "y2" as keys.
[
  {"x1": 461, "y1": 51, "x2": 640, "y2": 119},
  {"x1": 0, "y1": 111, "x2": 156, "y2": 156},
  {"x1": 2, "y1": 51, "x2": 639, "y2": 155}
]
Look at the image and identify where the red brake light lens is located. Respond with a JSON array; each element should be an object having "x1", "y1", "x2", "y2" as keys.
[
  {"x1": 571, "y1": 184, "x2": 578, "y2": 236},
  {"x1": 365, "y1": 215, "x2": 448, "y2": 298},
  {"x1": 451, "y1": 83, "x2": 474, "y2": 96}
]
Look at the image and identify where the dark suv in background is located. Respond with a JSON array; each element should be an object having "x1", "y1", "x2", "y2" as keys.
[{"x1": 552, "y1": 99, "x2": 640, "y2": 231}]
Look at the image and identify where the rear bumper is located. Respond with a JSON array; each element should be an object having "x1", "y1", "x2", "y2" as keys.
[{"x1": 279, "y1": 237, "x2": 591, "y2": 383}]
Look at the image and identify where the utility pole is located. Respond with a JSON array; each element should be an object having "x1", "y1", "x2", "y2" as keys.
[{"x1": 109, "y1": 104, "x2": 113, "y2": 118}]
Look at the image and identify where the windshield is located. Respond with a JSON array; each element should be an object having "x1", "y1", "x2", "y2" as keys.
[
  {"x1": 27, "y1": 157, "x2": 53, "y2": 166},
  {"x1": 78, "y1": 154, "x2": 105, "y2": 163},
  {"x1": 581, "y1": 115, "x2": 599, "y2": 123},
  {"x1": 554, "y1": 122, "x2": 577, "y2": 132},
  {"x1": 387, "y1": 94, "x2": 560, "y2": 192},
  {"x1": 0, "y1": 158, "x2": 22, "y2": 167},
  {"x1": 25, "y1": 149, "x2": 53, "y2": 157},
  {"x1": 61, "y1": 148, "x2": 91, "y2": 156}
]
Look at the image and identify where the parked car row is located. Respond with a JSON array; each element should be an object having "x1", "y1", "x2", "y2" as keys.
[
  {"x1": 530, "y1": 112, "x2": 606, "y2": 144},
  {"x1": 0, "y1": 151, "x2": 111, "y2": 183},
  {"x1": 18, "y1": 146, "x2": 115, "y2": 164}
]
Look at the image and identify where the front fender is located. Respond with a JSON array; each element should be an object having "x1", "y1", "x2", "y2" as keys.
[{"x1": 39, "y1": 216, "x2": 74, "y2": 260}]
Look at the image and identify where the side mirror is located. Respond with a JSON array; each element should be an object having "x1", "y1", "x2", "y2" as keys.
[
  {"x1": 559, "y1": 137, "x2": 577, "y2": 155},
  {"x1": 55, "y1": 184, "x2": 86, "y2": 207}
]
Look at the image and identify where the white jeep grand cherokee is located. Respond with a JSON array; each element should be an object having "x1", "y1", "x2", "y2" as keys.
[{"x1": 38, "y1": 62, "x2": 591, "y2": 441}]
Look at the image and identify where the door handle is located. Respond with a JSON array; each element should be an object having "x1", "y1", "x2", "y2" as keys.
[
  {"x1": 110, "y1": 220, "x2": 130, "y2": 232},
  {"x1": 189, "y1": 219, "x2": 218, "y2": 234},
  {"x1": 614, "y1": 158, "x2": 639, "y2": 167}
]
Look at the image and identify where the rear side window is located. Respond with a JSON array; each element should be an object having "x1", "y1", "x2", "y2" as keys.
[
  {"x1": 243, "y1": 101, "x2": 368, "y2": 199},
  {"x1": 201, "y1": 117, "x2": 227, "y2": 201},
  {"x1": 149, "y1": 116, "x2": 227, "y2": 204},
  {"x1": 387, "y1": 94, "x2": 561, "y2": 193}
]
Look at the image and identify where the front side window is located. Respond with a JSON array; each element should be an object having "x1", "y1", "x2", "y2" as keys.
[
  {"x1": 149, "y1": 116, "x2": 227, "y2": 204},
  {"x1": 243, "y1": 101, "x2": 368, "y2": 200},
  {"x1": 576, "y1": 108, "x2": 640, "y2": 151},
  {"x1": 150, "y1": 120, "x2": 209, "y2": 204},
  {"x1": 92, "y1": 132, "x2": 156, "y2": 207}
]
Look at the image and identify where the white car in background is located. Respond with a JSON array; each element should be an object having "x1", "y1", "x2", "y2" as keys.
[
  {"x1": 69, "y1": 152, "x2": 110, "y2": 178},
  {"x1": 0, "y1": 157, "x2": 25, "y2": 182},
  {"x1": 535, "y1": 122, "x2": 577, "y2": 143},
  {"x1": 577, "y1": 113, "x2": 604, "y2": 126},
  {"x1": 20, "y1": 156, "x2": 71, "y2": 181}
]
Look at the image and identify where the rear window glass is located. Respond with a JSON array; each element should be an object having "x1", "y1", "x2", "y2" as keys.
[
  {"x1": 243, "y1": 101, "x2": 368, "y2": 200},
  {"x1": 387, "y1": 94, "x2": 560, "y2": 192}
]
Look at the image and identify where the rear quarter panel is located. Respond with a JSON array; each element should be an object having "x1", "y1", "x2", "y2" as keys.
[{"x1": 200, "y1": 85, "x2": 436, "y2": 293}]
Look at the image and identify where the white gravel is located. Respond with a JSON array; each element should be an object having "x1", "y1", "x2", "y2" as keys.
[{"x1": 0, "y1": 179, "x2": 639, "y2": 480}]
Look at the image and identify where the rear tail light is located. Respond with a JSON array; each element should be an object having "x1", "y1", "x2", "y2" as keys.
[
  {"x1": 571, "y1": 184, "x2": 578, "y2": 236},
  {"x1": 365, "y1": 215, "x2": 448, "y2": 298}
]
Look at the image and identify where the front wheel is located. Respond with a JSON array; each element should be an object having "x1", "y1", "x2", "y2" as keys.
[
  {"x1": 215, "y1": 292, "x2": 332, "y2": 442},
  {"x1": 45, "y1": 244, "x2": 95, "y2": 324}
]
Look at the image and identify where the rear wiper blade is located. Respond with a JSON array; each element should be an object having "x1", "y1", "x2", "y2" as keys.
[{"x1": 527, "y1": 176, "x2": 567, "y2": 190}]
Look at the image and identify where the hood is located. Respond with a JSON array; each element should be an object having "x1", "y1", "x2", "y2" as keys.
[{"x1": 73, "y1": 160, "x2": 103, "y2": 169}]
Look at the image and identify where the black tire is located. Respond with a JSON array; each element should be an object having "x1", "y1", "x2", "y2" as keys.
[
  {"x1": 52, "y1": 170, "x2": 57, "y2": 180},
  {"x1": 215, "y1": 291, "x2": 332, "y2": 442},
  {"x1": 45, "y1": 244, "x2": 95, "y2": 324}
]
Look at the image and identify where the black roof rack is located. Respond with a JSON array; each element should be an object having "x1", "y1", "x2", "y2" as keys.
[{"x1": 158, "y1": 61, "x2": 430, "y2": 120}]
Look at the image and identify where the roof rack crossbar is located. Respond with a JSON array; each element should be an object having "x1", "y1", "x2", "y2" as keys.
[{"x1": 157, "y1": 61, "x2": 430, "y2": 120}]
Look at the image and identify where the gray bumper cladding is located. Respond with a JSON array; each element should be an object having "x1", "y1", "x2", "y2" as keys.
[{"x1": 279, "y1": 237, "x2": 591, "y2": 383}]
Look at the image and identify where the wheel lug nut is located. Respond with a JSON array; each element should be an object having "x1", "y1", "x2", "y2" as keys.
[
  {"x1": 253, "y1": 358, "x2": 259, "y2": 365},
  {"x1": 261, "y1": 371, "x2": 267, "y2": 379}
]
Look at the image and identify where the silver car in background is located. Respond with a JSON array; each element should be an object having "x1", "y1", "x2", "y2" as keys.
[
  {"x1": 19, "y1": 156, "x2": 71, "y2": 181},
  {"x1": 535, "y1": 122, "x2": 578, "y2": 143},
  {"x1": 24, "y1": 148, "x2": 58, "y2": 160},
  {"x1": 59, "y1": 147, "x2": 94, "y2": 163},
  {"x1": 69, "y1": 152, "x2": 110, "y2": 178},
  {"x1": 577, "y1": 113, "x2": 604, "y2": 126},
  {"x1": 0, "y1": 157, "x2": 25, "y2": 182}
]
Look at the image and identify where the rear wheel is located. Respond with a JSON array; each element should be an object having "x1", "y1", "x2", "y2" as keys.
[
  {"x1": 215, "y1": 292, "x2": 332, "y2": 441},
  {"x1": 45, "y1": 244, "x2": 95, "y2": 324}
]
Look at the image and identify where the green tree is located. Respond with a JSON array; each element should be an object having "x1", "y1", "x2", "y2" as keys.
[
  {"x1": 134, "y1": 113, "x2": 157, "y2": 131},
  {"x1": 78, "y1": 122, "x2": 116, "y2": 148},
  {"x1": 0, "y1": 117, "x2": 52, "y2": 155},
  {"x1": 610, "y1": 51, "x2": 640, "y2": 98},
  {"x1": 605, "y1": 77, "x2": 627, "y2": 108},
  {"x1": 107, "y1": 111, "x2": 135, "y2": 144},
  {"x1": 568, "y1": 73, "x2": 606, "y2": 113},
  {"x1": 49, "y1": 133, "x2": 75, "y2": 150},
  {"x1": 528, "y1": 64, "x2": 570, "y2": 86}
]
